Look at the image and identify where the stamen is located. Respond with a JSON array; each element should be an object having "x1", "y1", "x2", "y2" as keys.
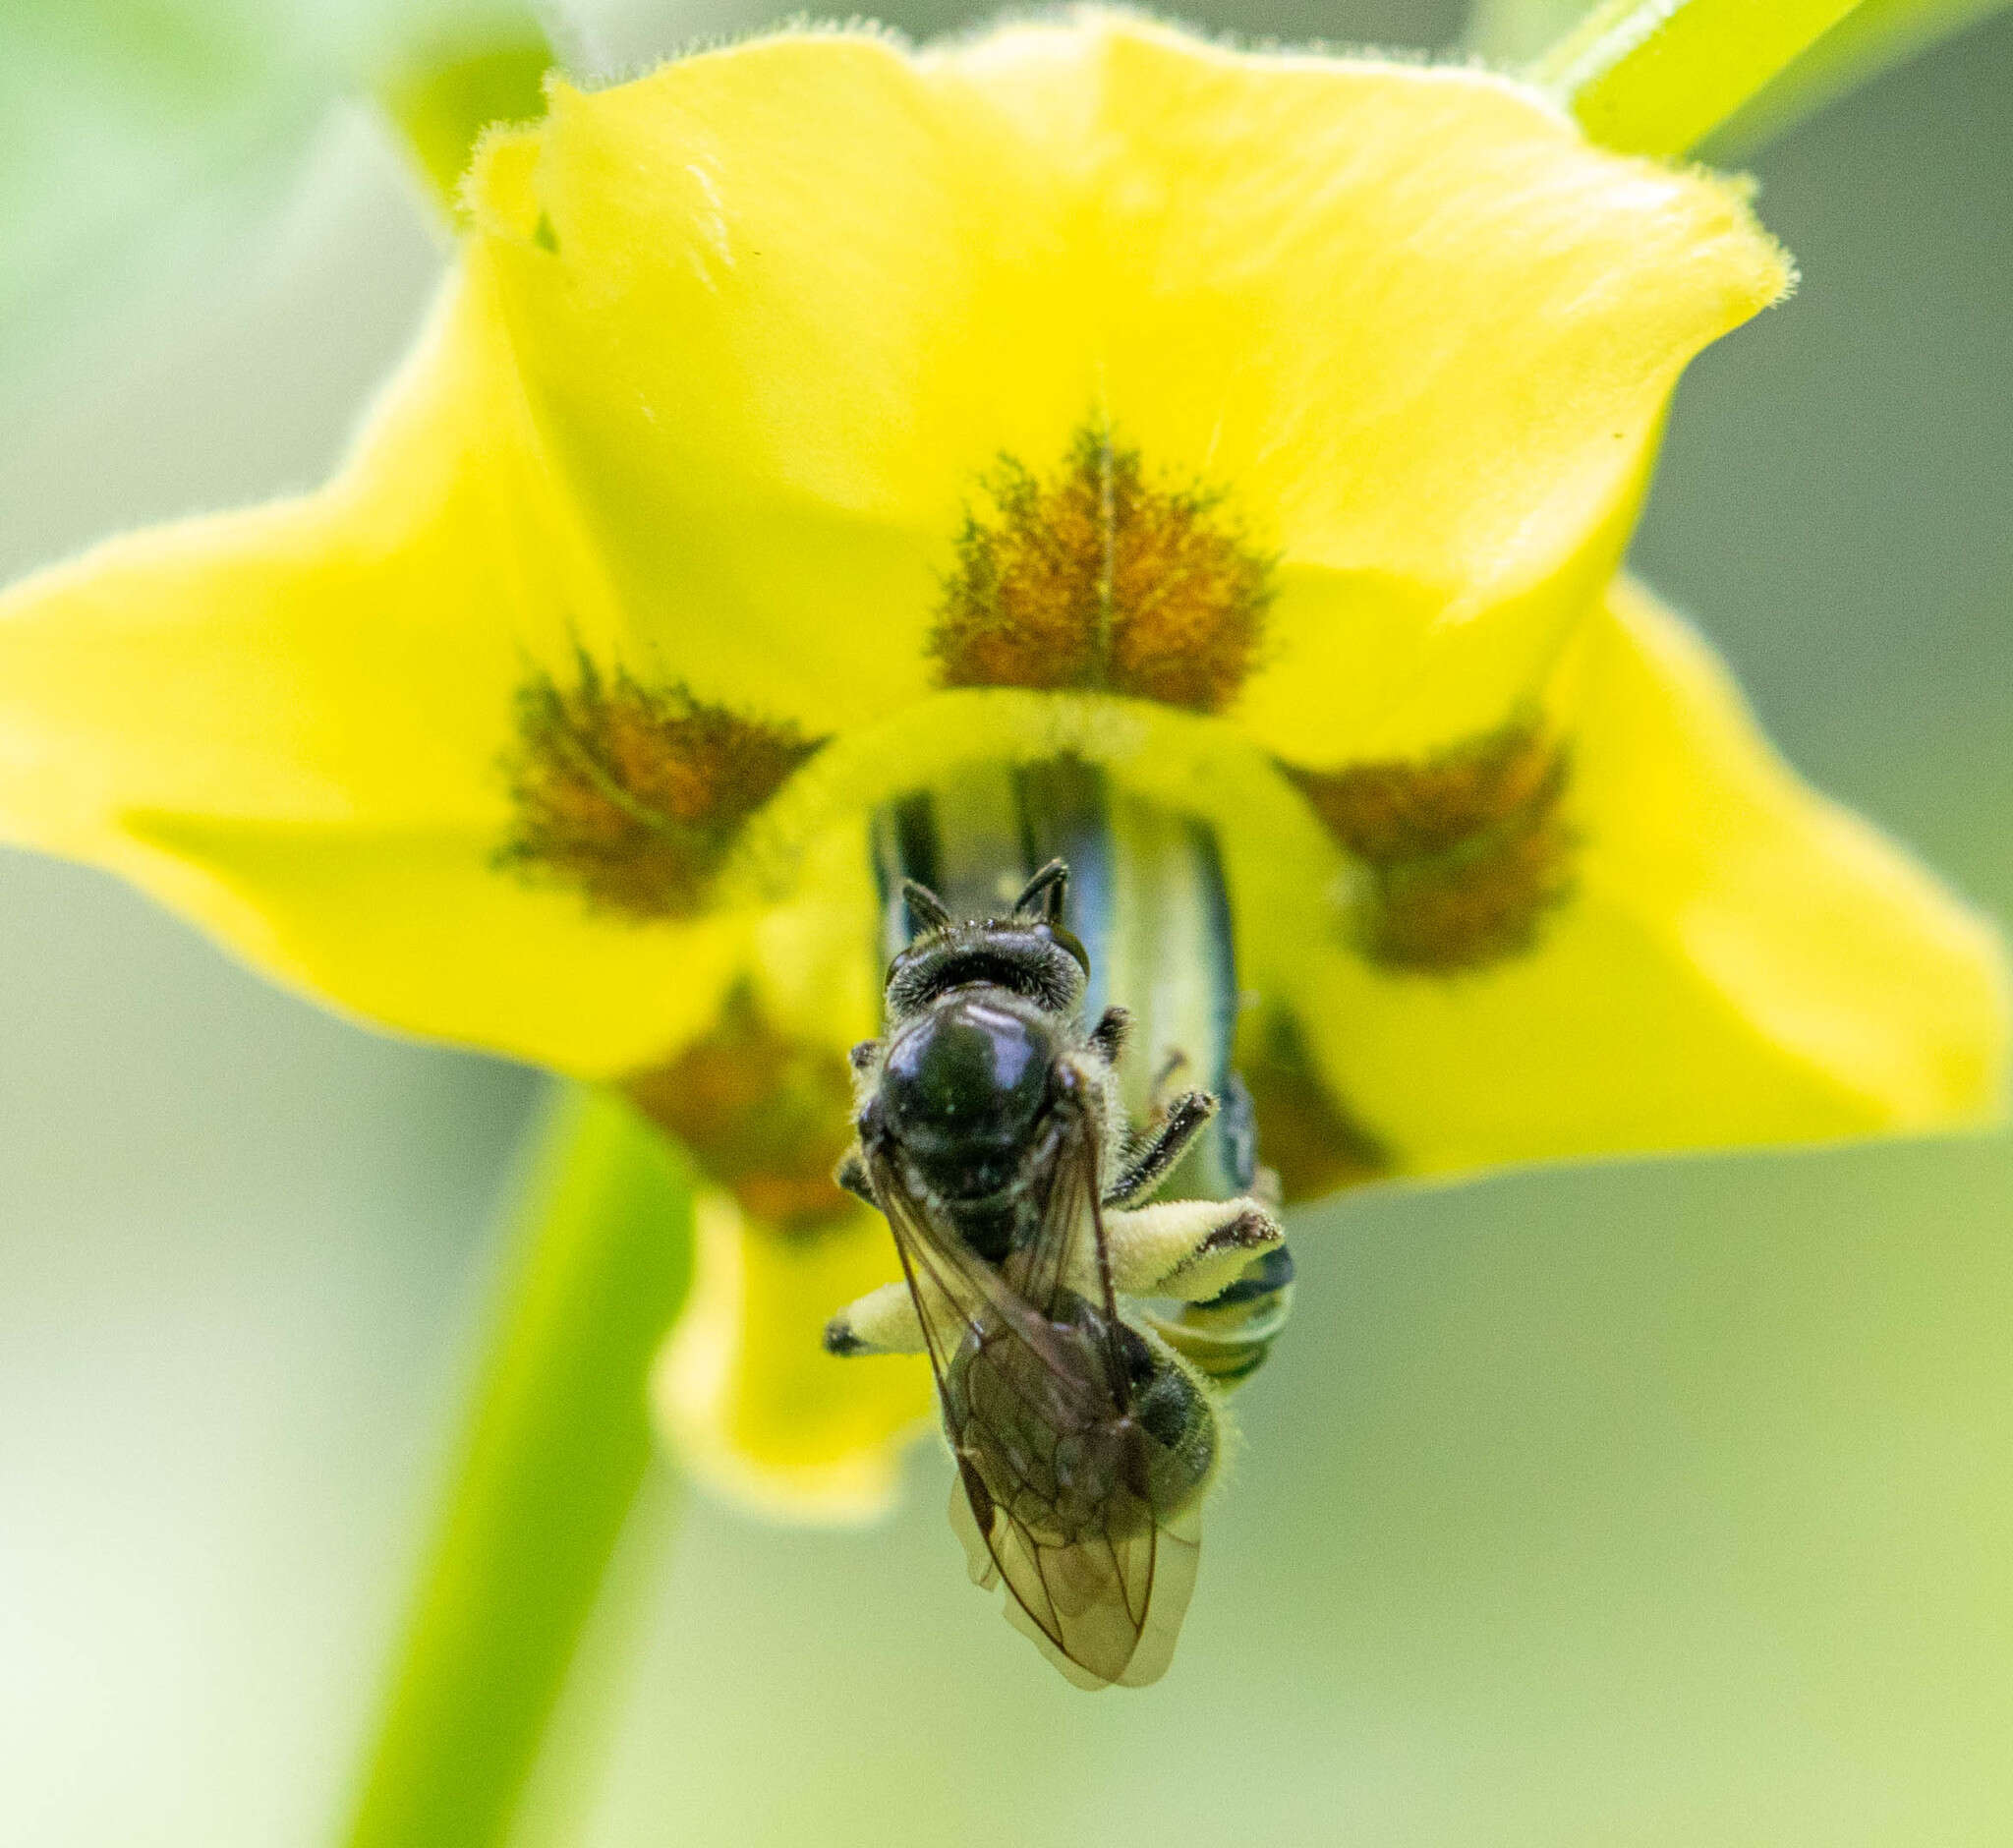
[
  {"x1": 627, "y1": 987, "x2": 857, "y2": 1235},
  {"x1": 1284, "y1": 722, "x2": 1575, "y2": 972},
  {"x1": 497, "y1": 651, "x2": 823, "y2": 919},
  {"x1": 931, "y1": 426, "x2": 1273, "y2": 713}
]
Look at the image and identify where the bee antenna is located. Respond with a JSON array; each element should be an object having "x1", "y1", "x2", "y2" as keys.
[
  {"x1": 1012, "y1": 858, "x2": 1069, "y2": 922},
  {"x1": 900, "y1": 879, "x2": 954, "y2": 937}
]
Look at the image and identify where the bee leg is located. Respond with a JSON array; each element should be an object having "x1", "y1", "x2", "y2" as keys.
[
  {"x1": 1086, "y1": 1005, "x2": 1130, "y2": 1065},
  {"x1": 1103, "y1": 1090, "x2": 1217, "y2": 1206},
  {"x1": 834, "y1": 1148, "x2": 877, "y2": 1206},
  {"x1": 1144, "y1": 1241, "x2": 1296, "y2": 1391},
  {"x1": 1103, "y1": 1194, "x2": 1284, "y2": 1299},
  {"x1": 1148, "y1": 1047, "x2": 1191, "y2": 1101},
  {"x1": 823, "y1": 1281, "x2": 925, "y2": 1357}
]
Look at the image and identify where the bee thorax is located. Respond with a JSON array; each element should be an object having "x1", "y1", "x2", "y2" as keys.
[{"x1": 876, "y1": 991, "x2": 1061, "y2": 1202}]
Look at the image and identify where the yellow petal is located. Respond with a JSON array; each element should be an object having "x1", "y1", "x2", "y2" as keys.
[
  {"x1": 1286, "y1": 579, "x2": 2007, "y2": 1177},
  {"x1": 1024, "y1": 23, "x2": 1794, "y2": 761},
  {"x1": 0, "y1": 261, "x2": 752, "y2": 1075},
  {"x1": 650, "y1": 1190, "x2": 933, "y2": 1524},
  {"x1": 460, "y1": 36, "x2": 1074, "y2": 737},
  {"x1": 466, "y1": 16, "x2": 1788, "y2": 750},
  {"x1": 0, "y1": 17, "x2": 1794, "y2": 1084}
]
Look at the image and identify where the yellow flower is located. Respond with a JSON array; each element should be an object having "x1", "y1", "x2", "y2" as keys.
[{"x1": 0, "y1": 14, "x2": 2001, "y2": 1522}]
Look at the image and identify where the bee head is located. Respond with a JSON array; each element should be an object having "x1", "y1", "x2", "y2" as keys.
[{"x1": 883, "y1": 859, "x2": 1089, "y2": 1025}]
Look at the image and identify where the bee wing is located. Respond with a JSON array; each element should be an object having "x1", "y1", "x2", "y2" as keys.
[
  {"x1": 870, "y1": 1099, "x2": 1201, "y2": 1691},
  {"x1": 946, "y1": 1445, "x2": 1202, "y2": 1691},
  {"x1": 980, "y1": 1100, "x2": 1200, "y2": 1688},
  {"x1": 1006, "y1": 1062, "x2": 1124, "y2": 1349},
  {"x1": 860, "y1": 1139, "x2": 1061, "y2": 1393},
  {"x1": 860, "y1": 1079, "x2": 1117, "y2": 1430}
]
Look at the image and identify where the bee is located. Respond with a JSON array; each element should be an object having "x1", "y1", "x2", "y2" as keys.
[{"x1": 824, "y1": 858, "x2": 1288, "y2": 1689}]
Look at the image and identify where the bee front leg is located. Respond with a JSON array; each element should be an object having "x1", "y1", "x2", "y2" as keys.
[
  {"x1": 1103, "y1": 1195, "x2": 1284, "y2": 1301},
  {"x1": 1086, "y1": 1005, "x2": 1131, "y2": 1064},
  {"x1": 1103, "y1": 1090, "x2": 1217, "y2": 1206},
  {"x1": 834, "y1": 1147, "x2": 877, "y2": 1206},
  {"x1": 823, "y1": 1281, "x2": 926, "y2": 1357}
]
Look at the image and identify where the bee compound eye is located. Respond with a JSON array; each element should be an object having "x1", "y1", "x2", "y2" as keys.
[{"x1": 1042, "y1": 921, "x2": 1091, "y2": 974}]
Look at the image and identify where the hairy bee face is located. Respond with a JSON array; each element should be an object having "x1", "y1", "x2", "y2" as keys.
[
  {"x1": 878, "y1": 990, "x2": 1060, "y2": 1204},
  {"x1": 883, "y1": 919, "x2": 1089, "y2": 1024}
]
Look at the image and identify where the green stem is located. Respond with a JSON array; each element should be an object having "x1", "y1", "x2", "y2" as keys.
[
  {"x1": 343, "y1": 29, "x2": 668, "y2": 1847},
  {"x1": 1698, "y1": 0, "x2": 2013, "y2": 157},
  {"x1": 1534, "y1": 0, "x2": 1861, "y2": 155},
  {"x1": 1524, "y1": 0, "x2": 2013, "y2": 157},
  {"x1": 341, "y1": 1085, "x2": 695, "y2": 1848}
]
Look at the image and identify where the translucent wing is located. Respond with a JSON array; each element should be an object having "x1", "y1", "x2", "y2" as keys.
[
  {"x1": 946, "y1": 1450, "x2": 1201, "y2": 1691},
  {"x1": 866, "y1": 1084, "x2": 1203, "y2": 1690},
  {"x1": 1003, "y1": 1063, "x2": 1125, "y2": 1359}
]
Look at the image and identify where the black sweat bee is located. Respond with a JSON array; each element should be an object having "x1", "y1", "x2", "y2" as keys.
[{"x1": 825, "y1": 859, "x2": 1287, "y2": 1688}]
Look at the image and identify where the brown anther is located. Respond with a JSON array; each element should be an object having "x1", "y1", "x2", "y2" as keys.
[
  {"x1": 931, "y1": 426, "x2": 1272, "y2": 714},
  {"x1": 1284, "y1": 722, "x2": 1575, "y2": 973},
  {"x1": 626, "y1": 988, "x2": 857, "y2": 1236},
  {"x1": 1236, "y1": 1010, "x2": 1389, "y2": 1203},
  {"x1": 497, "y1": 652, "x2": 823, "y2": 919}
]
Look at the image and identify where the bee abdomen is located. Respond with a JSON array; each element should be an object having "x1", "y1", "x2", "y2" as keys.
[{"x1": 1131, "y1": 1352, "x2": 1217, "y2": 1503}]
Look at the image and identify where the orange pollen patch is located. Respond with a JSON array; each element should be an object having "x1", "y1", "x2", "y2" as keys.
[
  {"x1": 497, "y1": 653, "x2": 824, "y2": 920},
  {"x1": 1285, "y1": 723, "x2": 1576, "y2": 974},
  {"x1": 1236, "y1": 1008, "x2": 1389, "y2": 1202},
  {"x1": 931, "y1": 426, "x2": 1273, "y2": 714},
  {"x1": 627, "y1": 989, "x2": 856, "y2": 1235}
]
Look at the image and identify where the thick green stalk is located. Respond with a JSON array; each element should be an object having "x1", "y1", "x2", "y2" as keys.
[
  {"x1": 1515, "y1": 0, "x2": 2013, "y2": 157},
  {"x1": 342, "y1": 1085, "x2": 695, "y2": 1848},
  {"x1": 1699, "y1": 0, "x2": 2013, "y2": 156},
  {"x1": 1534, "y1": 0, "x2": 1862, "y2": 155}
]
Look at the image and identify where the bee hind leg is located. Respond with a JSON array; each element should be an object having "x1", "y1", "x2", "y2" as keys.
[
  {"x1": 1103, "y1": 1194, "x2": 1282, "y2": 1299},
  {"x1": 1108, "y1": 1198, "x2": 1295, "y2": 1393},
  {"x1": 1144, "y1": 1242, "x2": 1296, "y2": 1390},
  {"x1": 823, "y1": 1280, "x2": 925, "y2": 1357}
]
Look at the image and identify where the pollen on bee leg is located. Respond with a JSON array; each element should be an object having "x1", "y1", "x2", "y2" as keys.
[
  {"x1": 626, "y1": 987, "x2": 857, "y2": 1236},
  {"x1": 824, "y1": 1281, "x2": 925, "y2": 1357},
  {"x1": 1103, "y1": 1196, "x2": 1281, "y2": 1300},
  {"x1": 1282, "y1": 722, "x2": 1577, "y2": 973},
  {"x1": 495, "y1": 651, "x2": 824, "y2": 919},
  {"x1": 930, "y1": 425, "x2": 1274, "y2": 713}
]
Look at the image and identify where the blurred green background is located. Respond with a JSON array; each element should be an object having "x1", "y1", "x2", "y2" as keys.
[{"x1": 3, "y1": 2, "x2": 2010, "y2": 1844}]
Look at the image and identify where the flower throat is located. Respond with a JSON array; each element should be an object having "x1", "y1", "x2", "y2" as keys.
[{"x1": 870, "y1": 758, "x2": 1292, "y2": 1385}]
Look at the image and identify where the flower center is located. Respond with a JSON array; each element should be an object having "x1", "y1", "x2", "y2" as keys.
[
  {"x1": 627, "y1": 986, "x2": 857, "y2": 1235},
  {"x1": 496, "y1": 651, "x2": 824, "y2": 919},
  {"x1": 1235, "y1": 1008, "x2": 1388, "y2": 1203},
  {"x1": 1283, "y1": 722, "x2": 1574, "y2": 972},
  {"x1": 930, "y1": 425, "x2": 1273, "y2": 715},
  {"x1": 869, "y1": 756, "x2": 1369, "y2": 1384}
]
